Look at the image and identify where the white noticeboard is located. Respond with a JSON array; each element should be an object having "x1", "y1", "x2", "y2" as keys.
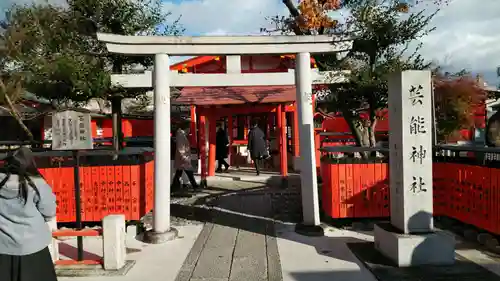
[{"x1": 52, "y1": 110, "x2": 93, "y2": 150}]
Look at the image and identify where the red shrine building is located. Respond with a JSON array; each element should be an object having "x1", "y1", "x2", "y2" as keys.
[{"x1": 170, "y1": 55, "x2": 319, "y2": 179}]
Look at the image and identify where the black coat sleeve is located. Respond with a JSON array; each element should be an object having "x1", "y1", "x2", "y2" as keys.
[{"x1": 248, "y1": 129, "x2": 253, "y2": 151}]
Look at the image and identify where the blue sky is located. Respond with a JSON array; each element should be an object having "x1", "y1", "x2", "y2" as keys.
[
  {"x1": 161, "y1": 0, "x2": 500, "y2": 86},
  {"x1": 1, "y1": 0, "x2": 499, "y2": 86}
]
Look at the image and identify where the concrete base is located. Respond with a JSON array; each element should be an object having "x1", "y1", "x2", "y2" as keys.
[
  {"x1": 374, "y1": 222, "x2": 455, "y2": 267},
  {"x1": 295, "y1": 223, "x2": 325, "y2": 237},
  {"x1": 46, "y1": 217, "x2": 59, "y2": 262},
  {"x1": 143, "y1": 228, "x2": 179, "y2": 244}
]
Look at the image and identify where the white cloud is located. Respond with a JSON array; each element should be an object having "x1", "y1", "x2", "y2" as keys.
[
  {"x1": 162, "y1": 0, "x2": 288, "y2": 36},
  {"x1": 416, "y1": 0, "x2": 500, "y2": 74},
  {"x1": 205, "y1": 28, "x2": 228, "y2": 36},
  {"x1": 163, "y1": 0, "x2": 500, "y2": 84},
  {"x1": 3, "y1": 0, "x2": 498, "y2": 84}
]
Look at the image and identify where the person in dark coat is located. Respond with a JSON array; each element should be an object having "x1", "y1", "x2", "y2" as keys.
[
  {"x1": 216, "y1": 126, "x2": 230, "y2": 172},
  {"x1": 0, "y1": 147, "x2": 58, "y2": 281},
  {"x1": 247, "y1": 120, "x2": 269, "y2": 175}
]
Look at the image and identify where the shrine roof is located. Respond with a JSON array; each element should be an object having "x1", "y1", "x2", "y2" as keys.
[
  {"x1": 170, "y1": 56, "x2": 217, "y2": 70},
  {"x1": 170, "y1": 55, "x2": 316, "y2": 71},
  {"x1": 175, "y1": 86, "x2": 296, "y2": 105}
]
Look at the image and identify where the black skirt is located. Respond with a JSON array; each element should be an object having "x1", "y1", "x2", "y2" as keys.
[{"x1": 0, "y1": 247, "x2": 57, "y2": 281}]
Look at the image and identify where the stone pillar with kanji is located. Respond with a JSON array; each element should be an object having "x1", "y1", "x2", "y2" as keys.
[{"x1": 374, "y1": 70, "x2": 455, "y2": 267}]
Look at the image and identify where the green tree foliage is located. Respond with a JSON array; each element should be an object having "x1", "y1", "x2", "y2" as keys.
[
  {"x1": 1, "y1": 4, "x2": 110, "y2": 104},
  {"x1": 270, "y1": 0, "x2": 448, "y2": 148},
  {"x1": 1, "y1": 0, "x2": 183, "y2": 147}
]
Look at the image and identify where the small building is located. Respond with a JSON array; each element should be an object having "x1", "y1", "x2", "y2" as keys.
[
  {"x1": 170, "y1": 54, "x2": 325, "y2": 176},
  {"x1": 0, "y1": 93, "x2": 53, "y2": 143}
]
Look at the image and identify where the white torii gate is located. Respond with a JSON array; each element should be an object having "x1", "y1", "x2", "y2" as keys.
[
  {"x1": 111, "y1": 69, "x2": 350, "y2": 88},
  {"x1": 97, "y1": 33, "x2": 351, "y2": 243}
]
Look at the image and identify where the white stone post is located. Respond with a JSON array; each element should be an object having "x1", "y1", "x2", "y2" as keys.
[
  {"x1": 374, "y1": 70, "x2": 454, "y2": 267},
  {"x1": 103, "y1": 215, "x2": 126, "y2": 270},
  {"x1": 226, "y1": 55, "x2": 242, "y2": 74},
  {"x1": 47, "y1": 217, "x2": 59, "y2": 263},
  {"x1": 389, "y1": 70, "x2": 433, "y2": 233},
  {"x1": 294, "y1": 52, "x2": 322, "y2": 235},
  {"x1": 145, "y1": 53, "x2": 178, "y2": 243}
]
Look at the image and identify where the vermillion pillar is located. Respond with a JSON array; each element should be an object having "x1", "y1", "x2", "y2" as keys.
[
  {"x1": 208, "y1": 116, "x2": 217, "y2": 176},
  {"x1": 292, "y1": 104, "x2": 300, "y2": 171},
  {"x1": 279, "y1": 105, "x2": 288, "y2": 183},
  {"x1": 277, "y1": 104, "x2": 283, "y2": 173},
  {"x1": 190, "y1": 105, "x2": 197, "y2": 147},
  {"x1": 199, "y1": 114, "x2": 208, "y2": 188}
]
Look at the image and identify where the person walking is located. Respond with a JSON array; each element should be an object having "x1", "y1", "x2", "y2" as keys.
[
  {"x1": 172, "y1": 121, "x2": 199, "y2": 191},
  {"x1": 215, "y1": 125, "x2": 230, "y2": 173},
  {"x1": 247, "y1": 120, "x2": 268, "y2": 176},
  {"x1": 0, "y1": 147, "x2": 58, "y2": 281}
]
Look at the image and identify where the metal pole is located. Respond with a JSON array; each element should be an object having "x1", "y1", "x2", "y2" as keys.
[{"x1": 73, "y1": 150, "x2": 83, "y2": 261}]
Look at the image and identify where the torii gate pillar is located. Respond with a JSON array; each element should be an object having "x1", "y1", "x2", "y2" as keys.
[
  {"x1": 149, "y1": 53, "x2": 176, "y2": 242},
  {"x1": 294, "y1": 52, "x2": 322, "y2": 235}
]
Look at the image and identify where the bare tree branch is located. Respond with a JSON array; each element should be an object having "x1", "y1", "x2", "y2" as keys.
[
  {"x1": 282, "y1": 0, "x2": 308, "y2": 35},
  {"x1": 282, "y1": 0, "x2": 301, "y2": 17},
  {"x1": 0, "y1": 78, "x2": 34, "y2": 141}
]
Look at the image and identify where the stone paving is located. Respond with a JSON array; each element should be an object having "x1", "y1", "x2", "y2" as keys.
[
  {"x1": 176, "y1": 219, "x2": 279, "y2": 281},
  {"x1": 166, "y1": 171, "x2": 302, "y2": 281},
  {"x1": 142, "y1": 170, "x2": 500, "y2": 281}
]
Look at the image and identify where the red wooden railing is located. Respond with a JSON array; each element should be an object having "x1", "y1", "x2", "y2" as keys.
[
  {"x1": 320, "y1": 145, "x2": 500, "y2": 235},
  {"x1": 0, "y1": 149, "x2": 155, "y2": 223},
  {"x1": 52, "y1": 229, "x2": 103, "y2": 266}
]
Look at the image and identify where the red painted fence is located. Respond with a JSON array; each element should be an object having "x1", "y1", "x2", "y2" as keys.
[
  {"x1": 321, "y1": 156, "x2": 500, "y2": 234},
  {"x1": 33, "y1": 149, "x2": 154, "y2": 223}
]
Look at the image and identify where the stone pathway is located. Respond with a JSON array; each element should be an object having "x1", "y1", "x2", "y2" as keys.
[
  {"x1": 175, "y1": 219, "x2": 281, "y2": 281},
  {"x1": 169, "y1": 174, "x2": 303, "y2": 281},
  {"x1": 168, "y1": 173, "x2": 500, "y2": 281}
]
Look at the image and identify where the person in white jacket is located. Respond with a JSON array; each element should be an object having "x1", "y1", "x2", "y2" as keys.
[
  {"x1": 172, "y1": 121, "x2": 199, "y2": 191},
  {"x1": 0, "y1": 147, "x2": 58, "y2": 281}
]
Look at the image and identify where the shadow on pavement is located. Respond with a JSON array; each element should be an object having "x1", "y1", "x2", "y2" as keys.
[
  {"x1": 290, "y1": 270, "x2": 377, "y2": 281},
  {"x1": 169, "y1": 170, "x2": 500, "y2": 281},
  {"x1": 170, "y1": 189, "x2": 369, "y2": 265},
  {"x1": 58, "y1": 242, "x2": 102, "y2": 261}
]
